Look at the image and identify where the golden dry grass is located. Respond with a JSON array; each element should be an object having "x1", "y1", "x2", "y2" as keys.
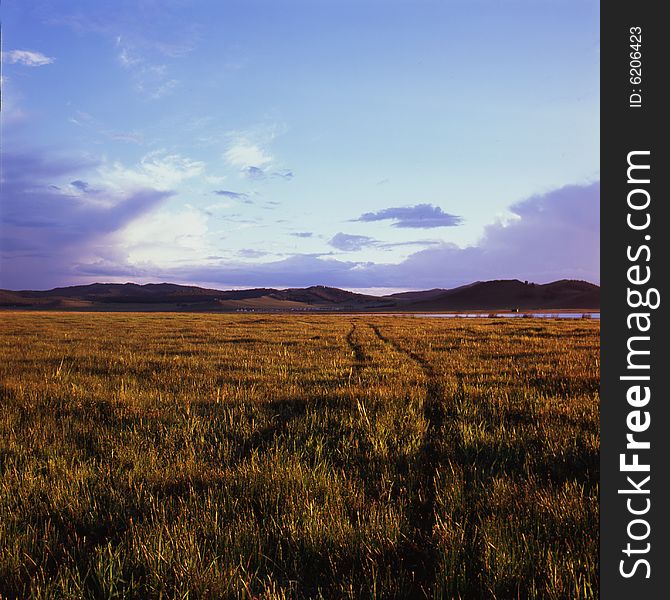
[{"x1": 0, "y1": 312, "x2": 599, "y2": 599}]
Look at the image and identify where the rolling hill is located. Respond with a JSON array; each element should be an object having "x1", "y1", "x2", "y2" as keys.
[
  {"x1": 0, "y1": 279, "x2": 599, "y2": 312},
  {"x1": 400, "y1": 279, "x2": 600, "y2": 311}
]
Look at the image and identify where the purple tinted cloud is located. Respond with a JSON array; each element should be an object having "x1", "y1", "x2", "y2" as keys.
[
  {"x1": 1, "y1": 148, "x2": 171, "y2": 289},
  {"x1": 328, "y1": 233, "x2": 441, "y2": 253},
  {"x1": 272, "y1": 169, "x2": 294, "y2": 180},
  {"x1": 290, "y1": 232, "x2": 313, "y2": 238},
  {"x1": 213, "y1": 190, "x2": 249, "y2": 200},
  {"x1": 2, "y1": 178, "x2": 599, "y2": 290},
  {"x1": 240, "y1": 166, "x2": 294, "y2": 182},
  {"x1": 70, "y1": 179, "x2": 90, "y2": 192},
  {"x1": 329, "y1": 233, "x2": 376, "y2": 251},
  {"x1": 145, "y1": 182, "x2": 598, "y2": 289},
  {"x1": 70, "y1": 179, "x2": 102, "y2": 194},
  {"x1": 367, "y1": 181, "x2": 600, "y2": 286},
  {"x1": 238, "y1": 248, "x2": 270, "y2": 258},
  {"x1": 242, "y1": 166, "x2": 266, "y2": 180},
  {"x1": 3, "y1": 151, "x2": 100, "y2": 181},
  {"x1": 355, "y1": 203, "x2": 463, "y2": 228},
  {"x1": 161, "y1": 254, "x2": 362, "y2": 288},
  {"x1": 377, "y1": 240, "x2": 441, "y2": 249}
]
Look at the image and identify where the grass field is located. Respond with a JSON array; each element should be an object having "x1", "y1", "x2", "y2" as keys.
[{"x1": 0, "y1": 312, "x2": 599, "y2": 599}]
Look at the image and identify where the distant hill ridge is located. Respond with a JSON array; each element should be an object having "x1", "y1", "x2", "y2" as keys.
[
  {"x1": 401, "y1": 279, "x2": 600, "y2": 311},
  {"x1": 0, "y1": 279, "x2": 600, "y2": 311}
]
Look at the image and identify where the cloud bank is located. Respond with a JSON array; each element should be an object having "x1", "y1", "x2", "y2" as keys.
[
  {"x1": 1, "y1": 149, "x2": 171, "y2": 289},
  {"x1": 1, "y1": 157, "x2": 599, "y2": 290},
  {"x1": 160, "y1": 182, "x2": 599, "y2": 288}
]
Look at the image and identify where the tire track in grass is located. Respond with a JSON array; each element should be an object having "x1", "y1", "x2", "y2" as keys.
[
  {"x1": 369, "y1": 322, "x2": 486, "y2": 597},
  {"x1": 345, "y1": 322, "x2": 367, "y2": 383},
  {"x1": 368, "y1": 322, "x2": 447, "y2": 597},
  {"x1": 451, "y1": 375, "x2": 486, "y2": 598},
  {"x1": 243, "y1": 322, "x2": 364, "y2": 459}
]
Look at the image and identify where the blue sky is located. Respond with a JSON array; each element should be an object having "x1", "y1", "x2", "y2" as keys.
[{"x1": 1, "y1": 0, "x2": 599, "y2": 292}]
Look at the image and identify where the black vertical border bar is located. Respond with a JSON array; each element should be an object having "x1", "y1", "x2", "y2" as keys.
[{"x1": 601, "y1": 2, "x2": 669, "y2": 598}]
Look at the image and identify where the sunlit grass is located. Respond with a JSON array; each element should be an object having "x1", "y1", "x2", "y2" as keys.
[{"x1": 0, "y1": 312, "x2": 599, "y2": 598}]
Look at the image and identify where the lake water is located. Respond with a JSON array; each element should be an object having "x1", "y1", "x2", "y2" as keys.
[{"x1": 413, "y1": 312, "x2": 600, "y2": 319}]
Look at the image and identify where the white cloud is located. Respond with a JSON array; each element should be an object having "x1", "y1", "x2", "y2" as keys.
[
  {"x1": 203, "y1": 174, "x2": 228, "y2": 185},
  {"x1": 118, "y1": 46, "x2": 141, "y2": 68},
  {"x1": 100, "y1": 151, "x2": 205, "y2": 192},
  {"x1": 224, "y1": 139, "x2": 273, "y2": 170},
  {"x1": 121, "y1": 207, "x2": 212, "y2": 267},
  {"x1": 67, "y1": 110, "x2": 94, "y2": 127},
  {"x1": 115, "y1": 40, "x2": 179, "y2": 99},
  {"x1": 149, "y1": 78, "x2": 179, "y2": 99},
  {"x1": 4, "y1": 49, "x2": 55, "y2": 67}
]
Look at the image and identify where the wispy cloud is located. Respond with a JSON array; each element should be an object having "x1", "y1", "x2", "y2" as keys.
[
  {"x1": 329, "y1": 232, "x2": 440, "y2": 252},
  {"x1": 213, "y1": 190, "x2": 251, "y2": 202},
  {"x1": 291, "y1": 232, "x2": 313, "y2": 238},
  {"x1": 68, "y1": 110, "x2": 94, "y2": 126},
  {"x1": 151, "y1": 78, "x2": 179, "y2": 99},
  {"x1": 238, "y1": 248, "x2": 270, "y2": 259},
  {"x1": 272, "y1": 169, "x2": 294, "y2": 181},
  {"x1": 100, "y1": 151, "x2": 205, "y2": 192},
  {"x1": 104, "y1": 130, "x2": 145, "y2": 144},
  {"x1": 354, "y1": 204, "x2": 463, "y2": 228},
  {"x1": 242, "y1": 166, "x2": 267, "y2": 181},
  {"x1": 240, "y1": 166, "x2": 295, "y2": 181},
  {"x1": 377, "y1": 240, "x2": 441, "y2": 249},
  {"x1": 329, "y1": 233, "x2": 377, "y2": 251},
  {"x1": 70, "y1": 180, "x2": 101, "y2": 194},
  {"x1": 115, "y1": 37, "x2": 180, "y2": 99},
  {"x1": 224, "y1": 139, "x2": 273, "y2": 171},
  {"x1": 117, "y1": 44, "x2": 141, "y2": 68},
  {"x1": 47, "y1": 5, "x2": 199, "y2": 99},
  {"x1": 3, "y1": 49, "x2": 55, "y2": 67},
  {"x1": 223, "y1": 127, "x2": 293, "y2": 181},
  {"x1": 67, "y1": 109, "x2": 145, "y2": 145}
]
